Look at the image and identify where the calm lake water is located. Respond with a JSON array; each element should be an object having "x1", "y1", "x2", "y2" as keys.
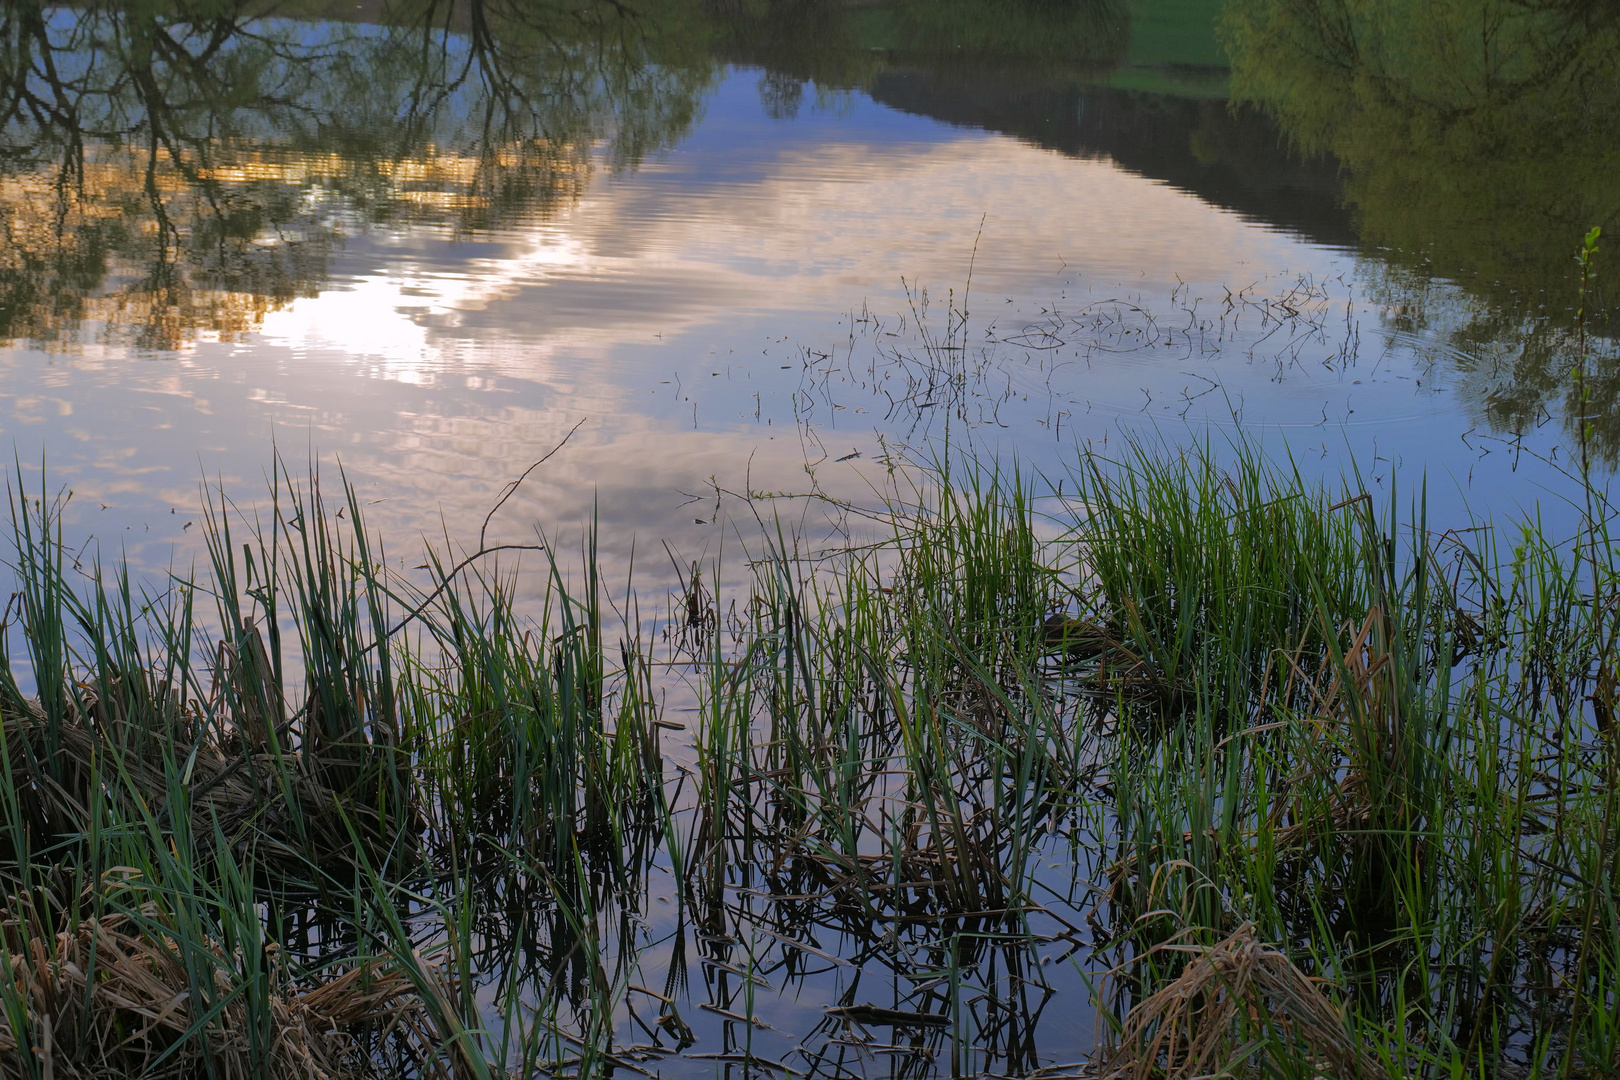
[
  {"x1": 5, "y1": 0, "x2": 1615, "y2": 590},
  {"x1": 3, "y1": 0, "x2": 1618, "y2": 1072}
]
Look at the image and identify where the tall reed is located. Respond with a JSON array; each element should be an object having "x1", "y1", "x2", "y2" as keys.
[{"x1": 0, "y1": 425, "x2": 1615, "y2": 1077}]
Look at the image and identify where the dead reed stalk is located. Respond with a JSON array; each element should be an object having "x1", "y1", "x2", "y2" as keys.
[
  {"x1": 0, "y1": 909, "x2": 448, "y2": 1079},
  {"x1": 1097, "y1": 923, "x2": 1389, "y2": 1080}
]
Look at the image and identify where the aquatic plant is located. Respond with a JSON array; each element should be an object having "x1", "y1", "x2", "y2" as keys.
[{"x1": 0, "y1": 419, "x2": 1616, "y2": 1075}]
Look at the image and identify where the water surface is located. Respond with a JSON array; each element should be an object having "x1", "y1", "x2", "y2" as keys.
[
  {"x1": 2, "y1": 1, "x2": 1618, "y2": 1072},
  {"x1": 4, "y1": 0, "x2": 1614, "y2": 583}
]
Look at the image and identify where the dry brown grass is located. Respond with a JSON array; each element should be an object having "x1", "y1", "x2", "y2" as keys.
[
  {"x1": 1266, "y1": 607, "x2": 1407, "y2": 863},
  {"x1": 1097, "y1": 923, "x2": 1390, "y2": 1080},
  {"x1": 0, "y1": 903, "x2": 448, "y2": 1079}
]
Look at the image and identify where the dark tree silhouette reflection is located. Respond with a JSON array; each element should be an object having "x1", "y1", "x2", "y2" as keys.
[
  {"x1": 0, "y1": 0, "x2": 715, "y2": 349},
  {"x1": 1222, "y1": 0, "x2": 1620, "y2": 457}
]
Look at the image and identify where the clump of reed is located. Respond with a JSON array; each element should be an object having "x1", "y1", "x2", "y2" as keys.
[
  {"x1": 1095, "y1": 922, "x2": 1390, "y2": 1080},
  {"x1": 1071, "y1": 434, "x2": 1620, "y2": 1078},
  {"x1": 0, "y1": 420, "x2": 1616, "y2": 1078},
  {"x1": 0, "y1": 456, "x2": 665, "y2": 1078},
  {"x1": 0, "y1": 889, "x2": 442, "y2": 1079},
  {"x1": 681, "y1": 461, "x2": 1069, "y2": 927}
]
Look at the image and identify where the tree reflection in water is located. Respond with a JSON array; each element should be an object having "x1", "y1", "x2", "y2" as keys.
[
  {"x1": 1221, "y1": 0, "x2": 1620, "y2": 456},
  {"x1": 0, "y1": 0, "x2": 715, "y2": 350},
  {"x1": 5, "y1": 0, "x2": 1617, "y2": 457},
  {"x1": 0, "y1": 0, "x2": 1132, "y2": 354}
]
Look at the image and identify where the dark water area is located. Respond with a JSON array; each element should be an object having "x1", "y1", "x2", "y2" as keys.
[
  {"x1": 865, "y1": 74, "x2": 1357, "y2": 249},
  {"x1": 2, "y1": 1, "x2": 1619, "y2": 1075}
]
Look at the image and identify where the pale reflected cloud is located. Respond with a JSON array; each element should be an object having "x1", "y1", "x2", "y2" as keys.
[
  {"x1": 0, "y1": 72, "x2": 1539, "y2": 594},
  {"x1": 252, "y1": 125, "x2": 1306, "y2": 387}
]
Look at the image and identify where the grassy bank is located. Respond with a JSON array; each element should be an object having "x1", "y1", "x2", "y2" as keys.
[{"x1": 0, "y1": 430, "x2": 1615, "y2": 1078}]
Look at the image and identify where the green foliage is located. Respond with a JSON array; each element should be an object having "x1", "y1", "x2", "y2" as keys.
[{"x1": 1069, "y1": 435, "x2": 1370, "y2": 726}]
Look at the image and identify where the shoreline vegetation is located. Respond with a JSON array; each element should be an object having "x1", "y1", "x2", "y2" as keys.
[{"x1": 1, "y1": 419, "x2": 1617, "y2": 1078}]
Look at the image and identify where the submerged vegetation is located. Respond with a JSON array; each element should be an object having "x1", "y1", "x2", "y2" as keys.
[{"x1": 1, "y1": 410, "x2": 1618, "y2": 1076}]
